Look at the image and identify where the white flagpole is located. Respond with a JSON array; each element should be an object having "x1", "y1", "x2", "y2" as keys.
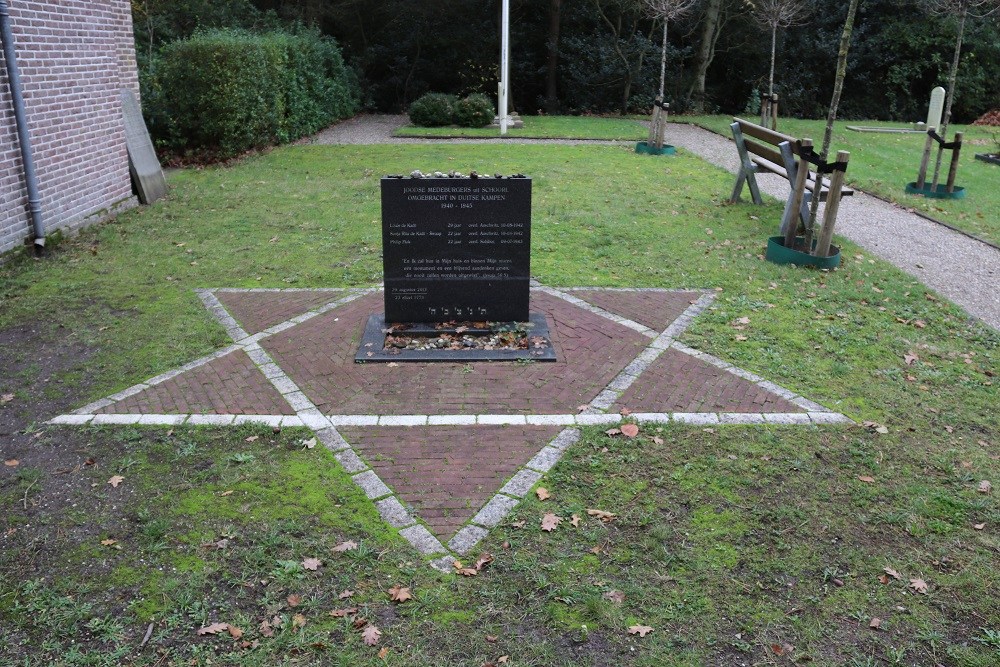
[{"x1": 499, "y1": 0, "x2": 510, "y2": 136}]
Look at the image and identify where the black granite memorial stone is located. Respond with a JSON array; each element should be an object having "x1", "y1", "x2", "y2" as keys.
[{"x1": 381, "y1": 176, "x2": 531, "y2": 323}]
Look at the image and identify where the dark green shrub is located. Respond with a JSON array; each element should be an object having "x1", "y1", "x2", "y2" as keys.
[
  {"x1": 153, "y1": 29, "x2": 359, "y2": 158},
  {"x1": 408, "y1": 93, "x2": 457, "y2": 127},
  {"x1": 453, "y1": 94, "x2": 494, "y2": 127}
]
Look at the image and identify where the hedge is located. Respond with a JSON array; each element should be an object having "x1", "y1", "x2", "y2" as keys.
[{"x1": 150, "y1": 29, "x2": 359, "y2": 157}]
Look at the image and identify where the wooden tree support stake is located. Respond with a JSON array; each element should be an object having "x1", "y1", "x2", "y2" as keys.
[
  {"x1": 916, "y1": 127, "x2": 935, "y2": 190},
  {"x1": 946, "y1": 131, "x2": 963, "y2": 193},
  {"x1": 814, "y1": 150, "x2": 850, "y2": 258},
  {"x1": 784, "y1": 138, "x2": 812, "y2": 249}
]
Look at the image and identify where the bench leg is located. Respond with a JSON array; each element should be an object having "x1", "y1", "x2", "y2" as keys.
[
  {"x1": 730, "y1": 170, "x2": 746, "y2": 203},
  {"x1": 746, "y1": 170, "x2": 762, "y2": 205}
]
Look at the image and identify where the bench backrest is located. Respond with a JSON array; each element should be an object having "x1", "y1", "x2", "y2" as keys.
[{"x1": 733, "y1": 117, "x2": 799, "y2": 165}]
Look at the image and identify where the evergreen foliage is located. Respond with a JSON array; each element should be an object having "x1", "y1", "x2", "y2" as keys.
[
  {"x1": 408, "y1": 93, "x2": 459, "y2": 127},
  {"x1": 149, "y1": 29, "x2": 359, "y2": 157}
]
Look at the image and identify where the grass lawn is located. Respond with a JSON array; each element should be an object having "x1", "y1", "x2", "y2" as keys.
[
  {"x1": 1, "y1": 141, "x2": 999, "y2": 666},
  {"x1": 677, "y1": 115, "x2": 1000, "y2": 247},
  {"x1": 394, "y1": 115, "x2": 647, "y2": 141}
]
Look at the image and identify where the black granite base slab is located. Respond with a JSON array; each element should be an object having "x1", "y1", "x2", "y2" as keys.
[{"x1": 355, "y1": 313, "x2": 557, "y2": 363}]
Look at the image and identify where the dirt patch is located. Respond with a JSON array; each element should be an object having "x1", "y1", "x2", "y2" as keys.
[{"x1": 0, "y1": 320, "x2": 99, "y2": 438}]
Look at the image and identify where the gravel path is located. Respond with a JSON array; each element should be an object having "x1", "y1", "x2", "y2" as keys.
[{"x1": 311, "y1": 115, "x2": 1000, "y2": 332}]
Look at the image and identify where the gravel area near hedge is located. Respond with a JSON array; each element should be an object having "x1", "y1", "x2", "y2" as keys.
[{"x1": 310, "y1": 115, "x2": 1000, "y2": 332}]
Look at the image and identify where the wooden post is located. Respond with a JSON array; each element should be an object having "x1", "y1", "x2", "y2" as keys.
[
  {"x1": 916, "y1": 128, "x2": 935, "y2": 191},
  {"x1": 784, "y1": 138, "x2": 812, "y2": 249},
  {"x1": 946, "y1": 131, "x2": 963, "y2": 193},
  {"x1": 814, "y1": 151, "x2": 850, "y2": 258},
  {"x1": 648, "y1": 102, "x2": 660, "y2": 147},
  {"x1": 656, "y1": 102, "x2": 669, "y2": 149},
  {"x1": 771, "y1": 94, "x2": 779, "y2": 131},
  {"x1": 760, "y1": 92, "x2": 769, "y2": 127}
]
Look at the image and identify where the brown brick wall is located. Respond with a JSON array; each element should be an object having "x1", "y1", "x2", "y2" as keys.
[{"x1": 0, "y1": 0, "x2": 139, "y2": 255}]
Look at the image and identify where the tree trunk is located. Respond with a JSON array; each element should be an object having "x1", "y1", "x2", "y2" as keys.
[
  {"x1": 658, "y1": 19, "x2": 668, "y2": 98},
  {"x1": 931, "y1": 4, "x2": 967, "y2": 190},
  {"x1": 688, "y1": 0, "x2": 723, "y2": 113},
  {"x1": 545, "y1": 0, "x2": 562, "y2": 113},
  {"x1": 805, "y1": 0, "x2": 859, "y2": 246},
  {"x1": 769, "y1": 24, "x2": 777, "y2": 97}
]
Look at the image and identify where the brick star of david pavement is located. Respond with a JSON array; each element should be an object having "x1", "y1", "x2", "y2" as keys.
[{"x1": 52, "y1": 286, "x2": 849, "y2": 567}]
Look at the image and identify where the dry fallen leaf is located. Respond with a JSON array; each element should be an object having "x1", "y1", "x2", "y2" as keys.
[
  {"x1": 388, "y1": 585, "x2": 413, "y2": 603},
  {"x1": 292, "y1": 613, "x2": 307, "y2": 629},
  {"x1": 302, "y1": 438, "x2": 317, "y2": 449},
  {"x1": 603, "y1": 590, "x2": 625, "y2": 604},
  {"x1": 978, "y1": 480, "x2": 993, "y2": 494},
  {"x1": 577, "y1": 404, "x2": 589, "y2": 413},
  {"x1": 334, "y1": 540, "x2": 359, "y2": 552},
  {"x1": 227, "y1": 625, "x2": 244, "y2": 639},
  {"x1": 338, "y1": 590, "x2": 355, "y2": 600},
  {"x1": 605, "y1": 428, "x2": 621, "y2": 436},
  {"x1": 652, "y1": 436, "x2": 664, "y2": 445},
  {"x1": 3, "y1": 459, "x2": 18, "y2": 467},
  {"x1": 1, "y1": 393, "x2": 14, "y2": 404},
  {"x1": 196, "y1": 622, "x2": 229, "y2": 636},
  {"x1": 498, "y1": 657, "x2": 509, "y2": 665},
  {"x1": 361, "y1": 624, "x2": 382, "y2": 646},
  {"x1": 219, "y1": 490, "x2": 234, "y2": 497},
  {"x1": 378, "y1": 647, "x2": 389, "y2": 659},
  {"x1": 287, "y1": 594, "x2": 302, "y2": 607},
  {"x1": 570, "y1": 514, "x2": 581, "y2": 527},
  {"x1": 883, "y1": 567, "x2": 902, "y2": 580},
  {"x1": 869, "y1": 618, "x2": 882, "y2": 630},
  {"x1": 909, "y1": 578, "x2": 929, "y2": 594},
  {"x1": 628, "y1": 624, "x2": 653, "y2": 637},
  {"x1": 535, "y1": 487, "x2": 551, "y2": 501},
  {"x1": 100, "y1": 538, "x2": 117, "y2": 546},
  {"x1": 541, "y1": 513, "x2": 561, "y2": 532},
  {"x1": 301, "y1": 558, "x2": 322, "y2": 571},
  {"x1": 620, "y1": 423, "x2": 639, "y2": 438},
  {"x1": 878, "y1": 574, "x2": 891, "y2": 585},
  {"x1": 903, "y1": 352, "x2": 919, "y2": 366},
  {"x1": 107, "y1": 475, "x2": 124, "y2": 488},
  {"x1": 587, "y1": 508, "x2": 617, "y2": 523},
  {"x1": 973, "y1": 522, "x2": 986, "y2": 530},
  {"x1": 474, "y1": 552, "x2": 494, "y2": 571},
  {"x1": 245, "y1": 435, "x2": 259, "y2": 443},
  {"x1": 329, "y1": 608, "x2": 358, "y2": 618},
  {"x1": 258, "y1": 619, "x2": 274, "y2": 637},
  {"x1": 858, "y1": 475, "x2": 876, "y2": 483}
]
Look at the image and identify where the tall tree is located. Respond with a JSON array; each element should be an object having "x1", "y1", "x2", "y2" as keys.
[
  {"x1": 545, "y1": 0, "x2": 562, "y2": 112},
  {"x1": 687, "y1": 0, "x2": 723, "y2": 112},
  {"x1": 803, "y1": 0, "x2": 860, "y2": 246},
  {"x1": 745, "y1": 0, "x2": 812, "y2": 97},
  {"x1": 591, "y1": 0, "x2": 657, "y2": 113},
  {"x1": 642, "y1": 0, "x2": 699, "y2": 98},
  {"x1": 922, "y1": 0, "x2": 1000, "y2": 188}
]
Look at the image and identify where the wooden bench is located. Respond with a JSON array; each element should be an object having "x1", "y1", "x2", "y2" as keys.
[{"x1": 729, "y1": 117, "x2": 853, "y2": 233}]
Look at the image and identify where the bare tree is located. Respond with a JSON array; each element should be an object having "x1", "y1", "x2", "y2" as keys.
[
  {"x1": 642, "y1": 0, "x2": 700, "y2": 98},
  {"x1": 923, "y1": 0, "x2": 1000, "y2": 189},
  {"x1": 745, "y1": 0, "x2": 812, "y2": 97},
  {"x1": 801, "y1": 0, "x2": 859, "y2": 251}
]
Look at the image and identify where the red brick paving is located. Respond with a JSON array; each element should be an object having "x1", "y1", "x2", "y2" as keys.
[
  {"x1": 261, "y1": 291, "x2": 649, "y2": 415},
  {"x1": 342, "y1": 425, "x2": 561, "y2": 540},
  {"x1": 216, "y1": 290, "x2": 344, "y2": 335},
  {"x1": 613, "y1": 348, "x2": 803, "y2": 413},
  {"x1": 97, "y1": 350, "x2": 295, "y2": 415},
  {"x1": 571, "y1": 290, "x2": 702, "y2": 332}
]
